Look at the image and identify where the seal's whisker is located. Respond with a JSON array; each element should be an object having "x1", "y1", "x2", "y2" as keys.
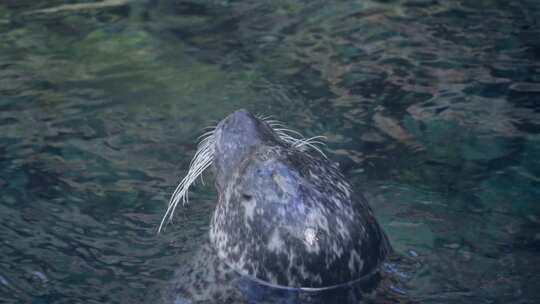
[
  {"x1": 159, "y1": 130, "x2": 216, "y2": 233},
  {"x1": 197, "y1": 128, "x2": 216, "y2": 140},
  {"x1": 303, "y1": 140, "x2": 326, "y2": 146},
  {"x1": 264, "y1": 120, "x2": 285, "y2": 127},
  {"x1": 200, "y1": 121, "x2": 219, "y2": 131},
  {"x1": 160, "y1": 153, "x2": 213, "y2": 232},
  {"x1": 256, "y1": 114, "x2": 274, "y2": 121},
  {"x1": 275, "y1": 133, "x2": 300, "y2": 145},
  {"x1": 185, "y1": 149, "x2": 213, "y2": 190},
  {"x1": 301, "y1": 136, "x2": 328, "y2": 147},
  {"x1": 300, "y1": 142, "x2": 327, "y2": 158},
  {"x1": 296, "y1": 136, "x2": 327, "y2": 146},
  {"x1": 273, "y1": 127, "x2": 327, "y2": 156},
  {"x1": 261, "y1": 116, "x2": 327, "y2": 155},
  {"x1": 188, "y1": 139, "x2": 213, "y2": 169},
  {"x1": 291, "y1": 136, "x2": 328, "y2": 158},
  {"x1": 274, "y1": 128, "x2": 306, "y2": 138},
  {"x1": 197, "y1": 131, "x2": 215, "y2": 140},
  {"x1": 305, "y1": 135, "x2": 327, "y2": 141}
]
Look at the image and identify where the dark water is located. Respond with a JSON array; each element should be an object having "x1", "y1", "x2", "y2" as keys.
[{"x1": 1, "y1": 0, "x2": 539, "y2": 303}]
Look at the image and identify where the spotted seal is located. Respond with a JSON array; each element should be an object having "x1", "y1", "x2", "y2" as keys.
[{"x1": 160, "y1": 109, "x2": 390, "y2": 303}]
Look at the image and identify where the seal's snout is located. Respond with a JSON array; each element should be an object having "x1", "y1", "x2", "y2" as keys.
[
  {"x1": 215, "y1": 109, "x2": 272, "y2": 144},
  {"x1": 214, "y1": 109, "x2": 264, "y2": 153},
  {"x1": 214, "y1": 109, "x2": 276, "y2": 190}
]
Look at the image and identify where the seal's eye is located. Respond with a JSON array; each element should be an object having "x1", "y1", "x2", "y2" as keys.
[{"x1": 242, "y1": 194, "x2": 253, "y2": 201}]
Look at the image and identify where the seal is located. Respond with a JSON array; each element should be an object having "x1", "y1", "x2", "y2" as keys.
[{"x1": 160, "y1": 109, "x2": 390, "y2": 303}]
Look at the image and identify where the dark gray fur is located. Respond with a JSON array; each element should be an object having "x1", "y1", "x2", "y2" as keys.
[{"x1": 164, "y1": 109, "x2": 390, "y2": 303}]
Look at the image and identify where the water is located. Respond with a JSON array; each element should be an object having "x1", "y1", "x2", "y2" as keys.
[{"x1": 0, "y1": 0, "x2": 539, "y2": 303}]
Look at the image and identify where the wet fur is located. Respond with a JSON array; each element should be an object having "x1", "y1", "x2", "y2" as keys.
[{"x1": 161, "y1": 110, "x2": 390, "y2": 303}]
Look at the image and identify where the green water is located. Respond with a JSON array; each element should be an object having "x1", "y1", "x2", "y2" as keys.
[{"x1": 0, "y1": 0, "x2": 539, "y2": 303}]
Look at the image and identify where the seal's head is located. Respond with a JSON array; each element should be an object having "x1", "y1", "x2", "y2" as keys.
[{"x1": 161, "y1": 109, "x2": 390, "y2": 289}]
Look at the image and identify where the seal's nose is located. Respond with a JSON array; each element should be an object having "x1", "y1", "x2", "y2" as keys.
[{"x1": 231, "y1": 108, "x2": 251, "y2": 118}]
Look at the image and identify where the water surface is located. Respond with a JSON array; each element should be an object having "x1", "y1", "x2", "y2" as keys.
[{"x1": 0, "y1": 0, "x2": 539, "y2": 303}]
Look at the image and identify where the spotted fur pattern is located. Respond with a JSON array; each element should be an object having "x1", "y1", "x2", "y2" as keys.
[
  {"x1": 210, "y1": 145, "x2": 389, "y2": 288},
  {"x1": 163, "y1": 239, "x2": 382, "y2": 304}
]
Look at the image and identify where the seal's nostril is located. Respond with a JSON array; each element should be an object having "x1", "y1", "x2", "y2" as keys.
[{"x1": 242, "y1": 194, "x2": 253, "y2": 201}]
